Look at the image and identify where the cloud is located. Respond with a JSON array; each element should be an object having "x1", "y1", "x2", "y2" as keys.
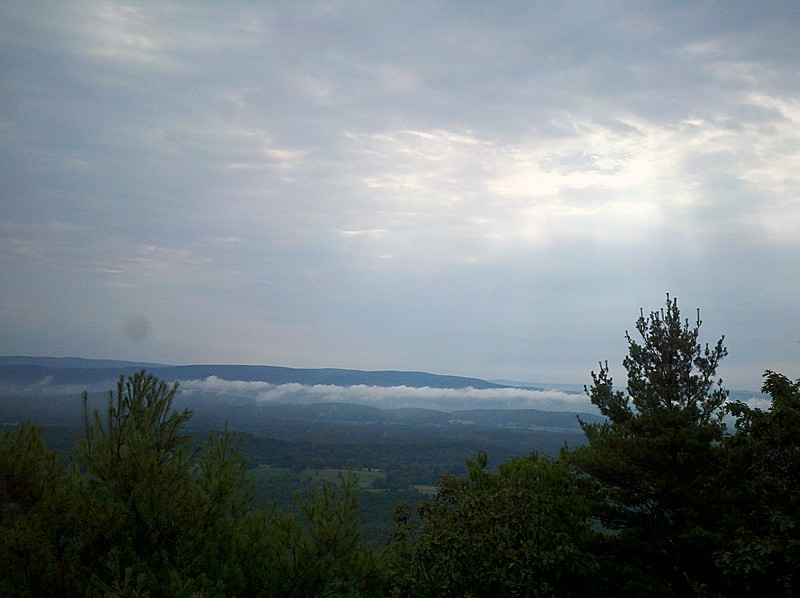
[
  {"x1": 1, "y1": 2, "x2": 799, "y2": 390},
  {"x1": 179, "y1": 376, "x2": 772, "y2": 415},
  {"x1": 178, "y1": 376, "x2": 595, "y2": 413},
  {"x1": 0, "y1": 377, "x2": 101, "y2": 398}
]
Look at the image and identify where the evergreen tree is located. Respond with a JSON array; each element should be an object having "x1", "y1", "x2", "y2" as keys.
[
  {"x1": 0, "y1": 422, "x2": 83, "y2": 596},
  {"x1": 71, "y1": 372, "x2": 254, "y2": 595},
  {"x1": 232, "y1": 471, "x2": 384, "y2": 597},
  {"x1": 574, "y1": 295, "x2": 729, "y2": 596},
  {"x1": 1, "y1": 371, "x2": 383, "y2": 597}
]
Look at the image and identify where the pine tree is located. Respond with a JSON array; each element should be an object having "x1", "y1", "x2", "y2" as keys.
[
  {"x1": 2, "y1": 370, "x2": 384, "y2": 596},
  {"x1": 574, "y1": 295, "x2": 729, "y2": 596},
  {"x1": 0, "y1": 422, "x2": 83, "y2": 596},
  {"x1": 72, "y1": 371, "x2": 253, "y2": 595}
]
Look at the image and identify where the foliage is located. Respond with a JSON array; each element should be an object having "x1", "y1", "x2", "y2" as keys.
[
  {"x1": 232, "y1": 471, "x2": 384, "y2": 597},
  {"x1": 573, "y1": 295, "x2": 730, "y2": 595},
  {"x1": 0, "y1": 422, "x2": 82, "y2": 596},
  {"x1": 389, "y1": 450, "x2": 601, "y2": 597},
  {"x1": 0, "y1": 371, "x2": 382, "y2": 597},
  {"x1": 715, "y1": 370, "x2": 800, "y2": 597},
  {"x1": 70, "y1": 373, "x2": 252, "y2": 594},
  {"x1": 583, "y1": 294, "x2": 728, "y2": 423},
  {"x1": 4, "y1": 310, "x2": 800, "y2": 596}
]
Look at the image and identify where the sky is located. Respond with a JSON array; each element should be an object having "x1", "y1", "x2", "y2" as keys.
[{"x1": 1, "y1": 1, "x2": 798, "y2": 391}]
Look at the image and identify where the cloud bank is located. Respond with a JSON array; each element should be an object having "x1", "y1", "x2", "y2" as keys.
[
  {"x1": 178, "y1": 376, "x2": 772, "y2": 414},
  {"x1": 178, "y1": 376, "x2": 595, "y2": 413}
]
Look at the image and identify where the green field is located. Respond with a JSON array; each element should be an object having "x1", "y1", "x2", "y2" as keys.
[{"x1": 249, "y1": 465, "x2": 385, "y2": 489}]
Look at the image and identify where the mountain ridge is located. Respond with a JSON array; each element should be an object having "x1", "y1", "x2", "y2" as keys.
[{"x1": 0, "y1": 357, "x2": 510, "y2": 390}]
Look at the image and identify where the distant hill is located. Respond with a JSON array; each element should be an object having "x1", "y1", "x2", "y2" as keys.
[
  {"x1": 0, "y1": 356, "x2": 764, "y2": 431},
  {"x1": 0, "y1": 357, "x2": 508, "y2": 390},
  {"x1": 492, "y1": 379, "x2": 586, "y2": 394},
  {"x1": 0, "y1": 356, "x2": 169, "y2": 369},
  {"x1": 0, "y1": 355, "x2": 605, "y2": 435},
  {"x1": 0, "y1": 387, "x2": 602, "y2": 435},
  {"x1": 178, "y1": 394, "x2": 602, "y2": 431}
]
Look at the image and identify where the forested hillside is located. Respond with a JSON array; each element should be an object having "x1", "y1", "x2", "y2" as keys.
[{"x1": 2, "y1": 298, "x2": 797, "y2": 596}]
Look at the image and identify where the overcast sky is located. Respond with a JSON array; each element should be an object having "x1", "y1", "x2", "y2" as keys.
[{"x1": 1, "y1": 2, "x2": 798, "y2": 390}]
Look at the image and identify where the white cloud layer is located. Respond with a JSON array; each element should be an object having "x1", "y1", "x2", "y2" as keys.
[
  {"x1": 179, "y1": 376, "x2": 770, "y2": 414},
  {"x1": 179, "y1": 376, "x2": 594, "y2": 413}
]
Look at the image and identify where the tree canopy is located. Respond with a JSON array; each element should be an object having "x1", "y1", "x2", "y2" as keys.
[
  {"x1": 1, "y1": 371, "x2": 382, "y2": 597},
  {"x1": 390, "y1": 450, "x2": 601, "y2": 597},
  {"x1": 388, "y1": 296, "x2": 798, "y2": 597},
  {"x1": 716, "y1": 370, "x2": 800, "y2": 596},
  {"x1": 3, "y1": 299, "x2": 798, "y2": 596}
]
